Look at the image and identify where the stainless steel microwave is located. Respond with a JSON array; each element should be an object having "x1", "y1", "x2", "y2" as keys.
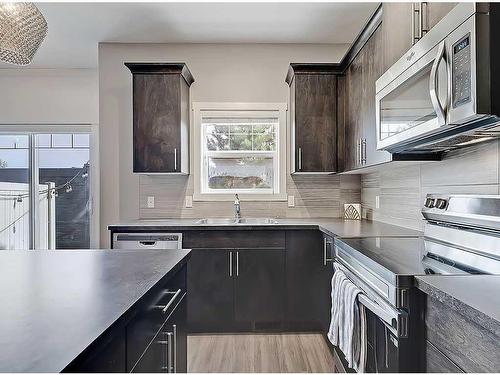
[{"x1": 375, "y1": 3, "x2": 500, "y2": 153}]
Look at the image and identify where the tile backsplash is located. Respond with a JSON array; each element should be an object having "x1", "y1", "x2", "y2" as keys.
[
  {"x1": 361, "y1": 140, "x2": 500, "y2": 231},
  {"x1": 139, "y1": 174, "x2": 361, "y2": 219}
]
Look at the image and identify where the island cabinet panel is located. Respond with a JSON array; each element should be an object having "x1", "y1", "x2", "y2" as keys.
[
  {"x1": 65, "y1": 329, "x2": 127, "y2": 373},
  {"x1": 66, "y1": 264, "x2": 188, "y2": 373},
  {"x1": 425, "y1": 295, "x2": 500, "y2": 373},
  {"x1": 125, "y1": 63, "x2": 193, "y2": 174},
  {"x1": 133, "y1": 294, "x2": 187, "y2": 373},
  {"x1": 286, "y1": 64, "x2": 340, "y2": 174},
  {"x1": 285, "y1": 231, "x2": 333, "y2": 332}
]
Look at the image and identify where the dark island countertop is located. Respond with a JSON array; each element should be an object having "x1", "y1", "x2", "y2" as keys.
[
  {"x1": 0, "y1": 249, "x2": 190, "y2": 373},
  {"x1": 108, "y1": 218, "x2": 422, "y2": 238},
  {"x1": 416, "y1": 275, "x2": 500, "y2": 337}
]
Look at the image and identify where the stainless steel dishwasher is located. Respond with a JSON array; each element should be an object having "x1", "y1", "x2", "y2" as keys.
[{"x1": 112, "y1": 233, "x2": 182, "y2": 250}]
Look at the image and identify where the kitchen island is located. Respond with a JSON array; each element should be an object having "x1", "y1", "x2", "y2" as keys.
[{"x1": 0, "y1": 249, "x2": 190, "y2": 373}]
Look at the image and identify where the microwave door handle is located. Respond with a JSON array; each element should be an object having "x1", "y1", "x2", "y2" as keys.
[{"x1": 429, "y1": 41, "x2": 447, "y2": 126}]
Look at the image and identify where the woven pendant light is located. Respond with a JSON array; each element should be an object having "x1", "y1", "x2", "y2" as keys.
[{"x1": 0, "y1": 2, "x2": 48, "y2": 65}]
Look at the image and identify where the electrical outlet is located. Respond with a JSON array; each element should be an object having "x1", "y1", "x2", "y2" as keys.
[
  {"x1": 288, "y1": 195, "x2": 295, "y2": 207},
  {"x1": 185, "y1": 196, "x2": 193, "y2": 208},
  {"x1": 375, "y1": 195, "x2": 380, "y2": 209},
  {"x1": 147, "y1": 196, "x2": 155, "y2": 208}
]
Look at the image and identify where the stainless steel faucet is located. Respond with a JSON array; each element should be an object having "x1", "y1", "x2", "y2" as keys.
[{"x1": 234, "y1": 194, "x2": 241, "y2": 220}]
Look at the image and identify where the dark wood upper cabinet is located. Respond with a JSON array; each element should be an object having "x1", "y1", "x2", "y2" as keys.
[
  {"x1": 286, "y1": 64, "x2": 340, "y2": 174},
  {"x1": 382, "y1": 3, "x2": 457, "y2": 70},
  {"x1": 125, "y1": 63, "x2": 194, "y2": 174},
  {"x1": 341, "y1": 24, "x2": 391, "y2": 171}
]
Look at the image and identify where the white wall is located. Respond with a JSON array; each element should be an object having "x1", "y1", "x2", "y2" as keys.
[
  {"x1": 0, "y1": 69, "x2": 98, "y2": 124},
  {"x1": 99, "y1": 43, "x2": 350, "y2": 246}
]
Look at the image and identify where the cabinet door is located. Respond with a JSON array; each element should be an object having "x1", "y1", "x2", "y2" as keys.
[
  {"x1": 233, "y1": 248, "x2": 285, "y2": 328},
  {"x1": 343, "y1": 50, "x2": 363, "y2": 171},
  {"x1": 294, "y1": 74, "x2": 337, "y2": 173},
  {"x1": 285, "y1": 231, "x2": 333, "y2": 331},
  {"x1": 133, "y1": 74, "x2": 180, "y2": 173},
  {"x1": 382, "y1": 2, "x2": 413, "y2": 70},
  {"x1": 187, "y1": 249, "x2": 234, "y2": 332},
  {"x1": 426, "y1": 3, "x2": 457, "y2": 30},
  {"x1": 163, "y1": 294, "x2": 187, "y2": 373},
  {"x1": 361, "y1": 25, "x2": 391, "y2": 167},
  {"x1": 131, "y1": 330, "x2": 168, "y2": 373}
]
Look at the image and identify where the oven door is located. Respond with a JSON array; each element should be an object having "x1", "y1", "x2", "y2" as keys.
[
  {"x1": 376, "y1": 40, "x2": 449, "y2": 152},
  {"x1": 333, "y1": 261, "x2": 413, "y2": 372}
]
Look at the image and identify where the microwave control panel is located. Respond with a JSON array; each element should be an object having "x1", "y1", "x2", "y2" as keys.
[{"x1": 452, "y1": 34, "x2": 471, "y2": 108}]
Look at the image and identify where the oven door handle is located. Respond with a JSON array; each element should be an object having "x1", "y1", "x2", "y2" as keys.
[
  {"x1": 429, "y1": 40, "x2": 447, "y2": 126},
  {"x1": 358, "y1": 294, "x2": 408, "y2": 338}
]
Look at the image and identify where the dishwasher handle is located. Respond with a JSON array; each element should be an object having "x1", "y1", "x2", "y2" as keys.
[{"x1": 139, "y1": 241, "x2": 157, "y2": 246}]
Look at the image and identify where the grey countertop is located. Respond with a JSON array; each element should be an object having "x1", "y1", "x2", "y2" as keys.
[
  {"x1": 108, "y1": 218, "x2": 423, "y2": 238},
  {"x1": 0, "y1": 249, "x2": 190, "y2": 372},
  {"x1": 416, "y1": 275, "x2": 500, "y2": 336}
]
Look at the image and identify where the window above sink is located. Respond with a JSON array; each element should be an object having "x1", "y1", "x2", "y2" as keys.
[{"x1": 192, "y1": 102, "x2": 287, "y2": 202}]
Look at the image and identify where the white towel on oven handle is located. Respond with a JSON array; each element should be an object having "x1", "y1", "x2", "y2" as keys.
[{"x1": 328, "y1": 264, "x2": 367, "y2": 372}]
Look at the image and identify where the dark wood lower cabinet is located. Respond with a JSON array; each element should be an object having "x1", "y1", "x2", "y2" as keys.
[
  {"x1": 133, "y1": 294, "x2": 187, "y2": 373},
  {"x1": 234, "y1": 249, "x2": 285, "y2": 328},
  {"x1": 66, "y1": 265, "x2": 188, "y2": 373},
  {"x1": 285, "y1": 231, "x2": 333, "y2": 331},
  {"x1": 185, "y1": 230, "x2": 333, "y2": 334},
  {"x1": 187, "y1": 248, "x2": 234, "y2": 332},
  {"x1": 66, "y1": 329, "x2": 127, "y2": 373}
]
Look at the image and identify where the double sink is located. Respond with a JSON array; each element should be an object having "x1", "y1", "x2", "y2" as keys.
[{"x1": 196, "y1": 217, "x2": 278, "y2": 225}]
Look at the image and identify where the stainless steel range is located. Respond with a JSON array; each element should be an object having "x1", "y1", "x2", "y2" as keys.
[{"x1": 334, "y1": 194, "x2": 500, "y2": 372}]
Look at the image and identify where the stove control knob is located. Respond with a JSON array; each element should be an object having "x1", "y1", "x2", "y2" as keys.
[
  {"x1": 435, "y1": 198, "x2": 448, "y2": 209},
  {"x1": 424, "y1": 198, "x2": 435, "y2": 208}
]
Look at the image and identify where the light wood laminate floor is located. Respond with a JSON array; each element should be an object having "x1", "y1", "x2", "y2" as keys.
[{"x1": 187, "y1": 333, "x2": 335, "y2": 373}]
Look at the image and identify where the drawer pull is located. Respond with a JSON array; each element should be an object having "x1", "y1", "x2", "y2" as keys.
[{"x1": 155, "y1": 289, "x2": 182, "y2": 313}]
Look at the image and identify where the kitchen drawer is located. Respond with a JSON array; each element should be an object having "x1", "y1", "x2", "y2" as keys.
[
  {"x1": 132, "y1": 294, "x2": 187, "y2": 373},
  {"x1": 425, "y1": 340, "x2": 463, "y2": 373},
  {"x1": 127, "y1": 267, "x2": 186, "y2": 370},
  {"x1": 425, "y1": 296, "x2": 500, "y2": 372},
  {"x1": 183, "y1": 230, "x2": 285, "y2": 249}
]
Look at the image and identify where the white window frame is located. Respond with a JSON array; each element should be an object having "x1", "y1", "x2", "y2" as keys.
[
  {"x1": 192, "y1": 102, "x2": 287, "y2": 202},
  {"x1": 0, "y1": 123, "x2": 99, "y2": 249}
]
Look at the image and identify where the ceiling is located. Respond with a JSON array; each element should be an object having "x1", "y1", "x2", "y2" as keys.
[{"x1": 1, "y1": 2, "x2": 379, "y2": 69}]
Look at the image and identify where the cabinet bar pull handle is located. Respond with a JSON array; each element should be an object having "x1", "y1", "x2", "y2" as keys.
[
  {"x1": 412, "y1": 3, "x2": 421, "y2": 44},
  {"x1": 236, "y1": 251, "x2": 239, "y2": 276},
  {"x1": 159, "y1": 332, "x2": 173, "y2": 373},
  {"x1": 229, "y1": 251, "x2": 233, "y2": 277},
  {"x1": 174, "y1": 148, "x2": 177, "y2": 171},
  {"x1": 324, "y1": 238, "x2": 333, "y2": 265},
  {"x1": 421, "y1": 2, "x2": 428, "y2": 35},
  {"x1": 298, "y1": 147, "x2": 302, "y2": 171},
  {"x1": 362, "y1": 139, "x2": 367, "y2": 165},
  {"x1": 155, "y1": 289, "x2": 182, "y2": 313},
  {"x1": 167, "y1": 332, "x2": 173, "y2": 373},
  {"x1": 323, "y1": 238, "x2": 328, "y2": 266},
  {"x1": 358, "y1": 139, "x2": 362, "y2": 166},
  {"x1": 173, "y1": 324, "x2": 177, "y2": 373}
]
